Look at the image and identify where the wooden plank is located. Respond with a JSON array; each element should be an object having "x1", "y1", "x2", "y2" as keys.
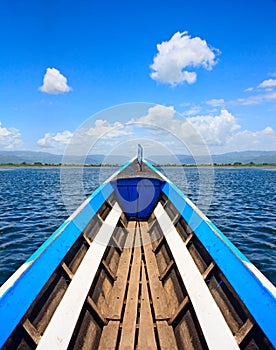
[
  {"x1": 119, "y1": 230, "x2": 141, "y2": 350},
  {"x1": 235, "y1": 318, "x2": 254, "y2": 345},
  {"x1": 22, "y1": 318, "x2": 41, "y2": 345},
  {"x1": 111, "y1": 236, "x2": 122, "y2": 253},
  {"x1": 152, "y1": 235, "x2": 165, "y2": 253},
  {"x1": 154, "y1": 202, "x2": 239, "y2": 350},
  {"x1": 140, "y1": 224, "x2": 171, "y2": 320},
  {"x1": 137, "y1": 262, "x2": 157, "y2": 350},
  {"x1": 169, "y1": 296, "x2": 190, "y2": 325},
  {"x1": 86, "y1": 296, "x2": 107, "y2": 326},
  {"x1": 36, "y1": 203, "x2": 122, "y2": 350},
  {"x1": 185, "y1": 232, "x2": 194, "y2": 246},
  {"x1": 156, "y1": 321, "x2": 178, "y2": 350},
  {"x1": 202, "y1": 261, "x2": 216, "y2": 280},
  {"x1": 98, "y1": 320, "x2": 120, "y2": 350},
  {"x1": 105, "y1": 222, "x2": 135, "y2": 320},
  {"x1": 82, "y1": 233, "x2": 92, "y2": 246},
  {"x1": 159, "y1": 259, "x2": 174, "y2": 282},
  {"x1": 101, "y1": 260, "x2": 116, "y2": 282},
  {"x1": 60, "y1": 261, "x2": 74, "y2": 280}
]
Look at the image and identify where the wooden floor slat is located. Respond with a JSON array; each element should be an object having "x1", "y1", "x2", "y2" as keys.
[
  {"x1": 137, "y1": 262, "x2": 157, "y2": 350},
  {"x1": 98, "y1": 321, "x2": 120, "y2": 350},
  {"x1": 156, "y1": 320, "x2": 178, "y2": 350},
  {"x1": 119, "y1": 228, "x2": 141, "y2": 350},
  {"x1": 104, "y1": 222, "x2": 135, "y2": 320},
  {"x1": 140, "y1": 224, "x2": 171, "y2": 320}
]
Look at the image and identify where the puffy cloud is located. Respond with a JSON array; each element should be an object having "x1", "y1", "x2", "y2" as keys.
[
  {"x1": 150, "y1": 31, "x2": 219, "y2": 86},
  {"x1": 134, "y1": 106, "x2": 276, "y2": 153},
  {"x1": 37, "y1": 130, "x2": 73, "y2": 151},
  {"x1": 37, "y1": 120, "x2": 132, "y2": 154},
  {"x1": 0, "y1": 121, "x2": 22, "y2": 150},
  {"x1": 39, "y1": 68, "x2": 72, "y2": 94},
  {"x1": 187, "y1": 111, "x2": 276, "y2": 152},
  {"x1": 228, "y1": 127, "x2": 276, "y2": 152},
  {"x1": 258, "y1": 78, "x2": 276, "y2": 89},
  {"x1": 187, "y1": 109, "x2": 240, "y2": 146},
  {"x1": 37, "y1": 106, "x2": 276, "y2": 155}
]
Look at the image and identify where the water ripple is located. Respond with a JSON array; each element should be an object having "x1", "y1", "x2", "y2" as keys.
[{"x1": 0, "y1": 167, "x2": 275, "y2": 286}]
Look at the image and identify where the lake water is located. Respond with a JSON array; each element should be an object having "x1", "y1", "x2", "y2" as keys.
[{"x1": 0, "y1": 167, "x2": 275, "y2": 286}]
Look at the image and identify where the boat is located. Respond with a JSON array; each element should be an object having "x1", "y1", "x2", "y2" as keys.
[{"x1": 0, "y1": 146, "x2": 275, "y2": 350}]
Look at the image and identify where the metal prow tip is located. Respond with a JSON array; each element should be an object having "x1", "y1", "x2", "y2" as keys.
[{"x1": 138, "y1": 144, "x2": 143, "y2": 171}]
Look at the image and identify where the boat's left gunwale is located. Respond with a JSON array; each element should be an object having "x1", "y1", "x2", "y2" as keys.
[{"x1": 0, "y1": 182, "x2": 114, "y2": 349}]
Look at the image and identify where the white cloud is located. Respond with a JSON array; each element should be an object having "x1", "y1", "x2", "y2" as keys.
[
  {"x1": 187, "y1": 111, "x2": 276, "y2": 152},
  {"x1": 258, "y1": 78, "x2": 276, "y2": 89},
  {"x1": 37, "y1": 130, "x2": 73, "y2": 151},
  {"x1": 150, "y1": 31, "x2": 219, "y2": 86},
  {"x1": 206, "y1": 98, "x2": 225, "y2": 107},
  {"x1": 0, "y1": 121, "x2": 22, "y2": 150},
  {"x1": 236, "y1": 90, "x2": 276, "y2": 105},
  {"x1": 244, "y1": 87, "x2": 254, "y2": 92},
  {"x1": 228, "y1": 127, "x2": 276, "y2": 152},
  {"x1": 37, "y1": 120, "x2": 132, "y2": 155},
  {"x1": 187, "y1": 109, "x2": 240, "y2": 146},
  {"x1": 39, "y1": 68, "x2": 72, "y2": 94},
  {"x1": 182, "y1": 105, "x2": 202, "y2": 116},
  {"x1": 133, "y1": 106, "x2": 276, "y2": 153},
  {"x1": 37, "y1": 106, "x2": 276, "y2": 156}
]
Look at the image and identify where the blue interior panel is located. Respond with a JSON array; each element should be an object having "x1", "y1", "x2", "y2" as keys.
[{"x1": 111, "y1": 178, "x2": 165, "y2": 219}]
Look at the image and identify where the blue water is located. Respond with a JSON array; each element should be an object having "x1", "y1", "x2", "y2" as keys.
[{"x1": 0, "y1": 167, "x2": 275, "y2": 286}]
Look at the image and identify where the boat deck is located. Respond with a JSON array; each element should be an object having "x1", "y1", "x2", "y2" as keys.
[
  {"x1": 2, "y1": 196, "x2": 273, "y2": 349},
  {"x1": 113, "y1": 159, "x2": 163, "y2": 180}
]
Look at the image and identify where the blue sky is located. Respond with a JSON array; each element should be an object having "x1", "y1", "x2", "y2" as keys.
[{"x1": 0, "y1": 0, "x2": 276, "y2": 156}]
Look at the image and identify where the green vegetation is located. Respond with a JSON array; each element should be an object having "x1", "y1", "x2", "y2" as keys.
[
  {"x1": 0, "y1": 161, "x2": 275, "y2": 168},
  {"x1": 153, "y1": 162, "x2": 276, "y2": 168}
]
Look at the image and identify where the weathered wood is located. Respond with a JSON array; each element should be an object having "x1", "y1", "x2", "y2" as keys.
[
  {"x1": 185, "y1": 232, "x2": 194, "y2": 246},
  {"x1": 101, "y1": 260, "x2": 117, "y2": 282},
  {"x1": 202, "y1": 261, "x2": 216, "y2": 280},
  {"x1": 60, "y1": 261, "x2": 74, "y2": 281},
  {"x1": 159, "y1": 259, "x2": 175, "y2": 282},
  {"x1": 111, "y1": 236, "x2": 123, "y2": 253},
  {"x1": 152, "y1": 235, "x2": 165, "y2": 254},
  {"x1": 137, "y1": 262, "x2": 157, "y2": 350},
  {"x1": 105, "y1": 222, "x2": 135, "y2": 320},
  {"x1": 22, "y1": 318, "x2": 41, "y2": 345},
  {"x1": 172, "y1": 213, "x2": 180, "y2": 225},
  {"x1": 235, "y1": 318, "x2": 254, "y2": 345},
  {"x1": 119, "y1": 231, "x2": 141, "y2": 349},
  {"x1": 169, "y1": 296, "x2": 190, "y2": 325},
  {"x1": 98, "y1": 321, "x2": 120, "y2": 350},
  {"x1": 82, "y1": 233, "x2": 92, "y2": 246},
  {"x1": 86, "y1": 296, "x2": 107, "y2": 326},
  {"x1": 156, "y1": 321, "x2": 178, "y2": 350},
  {"x1": 140, "y1": 223, "x2": 171, "y2": 320}
]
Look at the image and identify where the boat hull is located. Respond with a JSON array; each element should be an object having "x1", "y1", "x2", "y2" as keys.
[{"x1": 0, "y1": 159, "x2": 275, "y2": 349}]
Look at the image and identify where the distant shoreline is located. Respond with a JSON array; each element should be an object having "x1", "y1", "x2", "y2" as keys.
[{"x1": 0, "y1": 163, "x2": 275, "y2": 169}]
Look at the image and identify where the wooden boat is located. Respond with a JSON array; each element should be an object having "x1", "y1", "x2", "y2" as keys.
[{"x1": 0, "y1": 149, "x2": 275, "y2": 350}]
